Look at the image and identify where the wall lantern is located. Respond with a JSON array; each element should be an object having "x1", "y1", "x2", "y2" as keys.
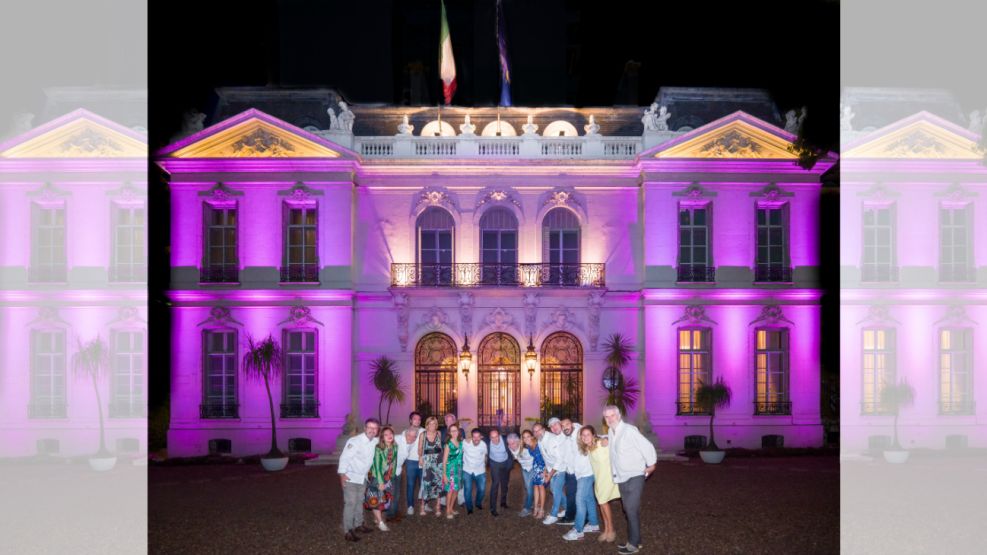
[
  {"x1": 460, "y1": 334, "x2": 472, "y2": 381},
  {"x1": 525, "y1": 336, "x2": 538, "y2": 381}
]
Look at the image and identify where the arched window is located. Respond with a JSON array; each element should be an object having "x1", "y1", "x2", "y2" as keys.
[
  {"x1": 542, "y1": 207, "x2": 581, "y2": 285},
  {"x1": 479, "y1": 207, "x2": 518, "y2": 285},
  {"x1": 416, "y1": 207, "x2": 455, "y2": 286},
  {"x1": 415, "y1": 332, "x2": 459, "y2": 419},
  {"x1": 540, "y1": 332, "x2": 583, "y2": 422},
  {"x1": 477, "y1": 332, "x2": 521, "y2": 432}
]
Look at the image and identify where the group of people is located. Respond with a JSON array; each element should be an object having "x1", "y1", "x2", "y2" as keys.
[{"x1": 337, "y1": 405, "x2": 657, "y2": 554}]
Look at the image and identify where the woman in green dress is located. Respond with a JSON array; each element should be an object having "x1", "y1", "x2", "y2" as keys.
[
  {"x1": 364, "y1": 426, "x2": 398, "y2": 531},
  {"x1": 441, "y1": 423, "x2": 463, "y2": 519}
]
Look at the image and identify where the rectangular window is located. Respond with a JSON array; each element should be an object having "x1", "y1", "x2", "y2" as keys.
[
  {"x1": 755, "y1": 328, "x2": 791, "y2": 415},
  {"x1": 939, "y1": 205, "x2": 973, "y2": 282},
  {"x1": 755, "y1": 205, "x2": 790, "y2": 282},
  {"x1": 481, "y1": 230, "x2": 518, "y2": 284},
  {"x1": 419, "y1": 228, "x2": 454, "y2": 285},
  {"x1": 282, "y1": 205, "x2": 318, "y2": 282},
  {"x1": 283, "y1": 330, "x2": 318, "y2": 417},
  {"x1": 30, "y1": 203, "x2": 67, "y2": 282},
  {"x1": 112, "y1": 205, "x2": 146, "y2": 282},
  {"x1": 30, "y1": 330, "x2": 66, "y2": 418},
  {"x1": 202, "y1": 330, "x2": 238, "y2": 418},
  {"x1": 861, "y1": 328, "x2": 895, "y2": 415},
  {"x1": 939, "y1": 328, "x2": 974, "y2": 414},
  {"x1": 862, "y1": 205, "x2": 897, "y2": 282},
  {"x1": 677, "y1": 206, "x2": 712, "y2": 282},
  {"x1": 202, "y1": 204, "x2": 238, "y2": 282},
  {"x1": 677, "y1": 328, "x2": 711, "y2": 415},
  {"x1": 110, "y1": 331, "x2": 145, "y2": 418}
]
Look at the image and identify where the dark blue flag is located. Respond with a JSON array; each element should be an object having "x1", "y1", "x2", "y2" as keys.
[{"x1": 496, "y1": 0, "x2": 512, "y2": 106}]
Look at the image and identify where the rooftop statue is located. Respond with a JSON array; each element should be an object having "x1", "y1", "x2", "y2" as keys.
[{"x1": 397, "y1": 114, "x2": 414, "y2": 136}]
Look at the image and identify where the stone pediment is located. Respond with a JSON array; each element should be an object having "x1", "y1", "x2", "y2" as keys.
[
  {"x1": 159, "y1": 108, "x2": 348, "y2": 159},
  {"x1": 842, "y1": 111, "x2": 982, "y2": 160},
  {"x1": 649, "y1": 111, "x2": 797, "y2": 160},
  {"x1": 0, "y1": 109, "x2": 147, "y2": 158}
]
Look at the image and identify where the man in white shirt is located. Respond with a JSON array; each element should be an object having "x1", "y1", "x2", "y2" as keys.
[
  {"x1": 537, "y1": 417, "x2": 568, "y2": 524},
  {"x1": 507, "y1": 432, "x2": 535, "y2": 517},
  {"x1": 605, "y1": 405, "x2": 657, "y2": 555},
  {"x1": 394, "y1": 411, "x2": 425, "y2": 516},
  {"x1": 337, "y1": 418, "x2": 380, "y2": 542},
  {"x1": 461, "y1": 428, "x2": 488, "y2": 514},
  {"x1": 556, "y1": 417, "x2": 583, "y2": 526},
  {"x1": 389, "y1": 424, "x2": 420, "y2": 521}
]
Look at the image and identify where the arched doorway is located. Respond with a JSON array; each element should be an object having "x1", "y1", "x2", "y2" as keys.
[
  {"x1": 477, "y1": 332, "x2": 521, "y2": 432},
  {"x1": 540, "y1": 332, "x2": 583, "y2": 422},
  {"x1": 414, "y1": 332, "x2": 458, "y2": 420}
]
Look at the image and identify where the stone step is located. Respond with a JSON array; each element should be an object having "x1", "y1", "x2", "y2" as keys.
[{"x1": 304, "y1": 454, "x2": 339, "y2": 466}]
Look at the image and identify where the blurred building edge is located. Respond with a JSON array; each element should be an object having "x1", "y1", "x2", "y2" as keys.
[
  {"x1": 840, "y1": 87, "x2": 987, "y2": 453},
  {"x1": 0, "y1": 88, "x2": 148, "y2": 461}
]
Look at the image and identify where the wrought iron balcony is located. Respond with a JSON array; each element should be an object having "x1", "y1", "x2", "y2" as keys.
[
  {"x1": 280, "y1": 264, "x2": 319, "y2": 283},
  {"x1": 28, "y1": 265, "x2": 68, "y2": 283},
  {"x1": 281, "y1": 401, "x2": 319, "y2": 418},
  {"x1": 754, "y1": 401, "x2": 792, "y2": 415},
  {"x1": 200, "y1": 403, "x2": 239, "y2": 419},
  {"x1": 754, "y1": 265, "x2": 793, "y2": 283},
  {"x1": 109, "y1": 400, "x2": 147, "y2": 418},
  {"x1": 939, "y1": 399, "x2": 976, "y2": 415},
  {"x1": 939, "y1": 266, "x2": 977, "y2": 283},
  {"x1": 676, "y1": 402, "x2": 711, "y2": 416},
  {"x1": 391, "y1": 263, "x2": 605, "y2": 288},
  {"x1": 859, "y1": 401, "x2": 894, "y2": 416},
  {"x1": 28, "y1": 403, "x2": 67, "y2": 418},
  {"x1": 110, "y1": 264, "x2": 148, "y2": 283},
  {"x1": 676, "y1": 265, "x2": 716, "y2": 283},
  {"x1": 200, "y1": 264, "x2": 239, "y2": 283},
  {"x1": 861, "y1": 265, "x2": 899, "y2": 283}
]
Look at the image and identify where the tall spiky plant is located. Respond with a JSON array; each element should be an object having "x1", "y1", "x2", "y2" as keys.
[
  {"x1": 242, "y1": 334, "x2": 284, "y2": 458},
  {"x1": 72, "y1": 336, "x2": 112, "y2": 457},
  {"x1": 371, "y1": 356, "x2": 405, "y2": 425},
  {"x1": 880, "y1": 380, "x2": 914, "y2": 449},
  {"x1": 695, "y1": 376, "x2": 732, "y2": 451},
  {"x1": 601, "y1": 333, "x2": 640, "y2": 423}
]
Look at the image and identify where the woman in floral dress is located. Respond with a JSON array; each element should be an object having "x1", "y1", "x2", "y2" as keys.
[
  {"x1": 417, "y1": 416, "x2": 444, "y2": 516},
  {"x1": 441, "y1": 423, "x2": 463, "y2": 519},
  {"x1": 364, "y1": 426, "x2": 398, "y2": 531},
  {"x1": 522, "y1": 429, "x2": 547, "y2": 519}
]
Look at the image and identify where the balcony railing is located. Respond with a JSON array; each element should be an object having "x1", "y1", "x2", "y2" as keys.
[
  {"x1": 676, "y1": 402, "x2": 711, "y2": 416},
  {"x1": 200, "y1": 264, "x2": 239, "y2": 283},
  {"x1": 280, "y1": 264, "x2": 319, "y2": 283},
  {"x1": 391, "y1": 263, "x2": 605, "y2": 288},
  {"x1": 861, "y1": 265, "x2": 899, "y2": 283},
  {"x1": 281, "y1": 401, "x2": 320, "y2": 418},
  {"x1": 939, "y1": 399, "x2": 976, "y2": 415},
  {"x1": 754, "y1": 265, "x2": 793, "y2": 283},
  {"x1": 200, "y1": 403, "x2": 239, "y2": 419},
  {"x1": 754, "y1": 401, "x2": 792, "y2": 415},
  {"x1": 356, "y1": 135, "x2": 642, "y2": 160},
  {"x1": 109, "y1": 400, "x2": 147, "y2": 419},
  {"x1": 939, "y1": 266, "x2": 977, "y2": 283},
  {"x1": 860, "y1": 401, "x2": 895, "y2": 416},
  {"x1": 677, "y1": 265, "x2": 716, "y2": 283},
  {"x1": 28, "y1": 265, "x2": 68, "y2": 283},
  {"x1": 28, "y1": 403, "x2": 67, "y2": 418},
  {"x1": 110, "y1": 264, "x2": 147, "y2": 283}
]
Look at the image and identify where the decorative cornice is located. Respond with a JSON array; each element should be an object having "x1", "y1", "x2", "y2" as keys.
[
  {"x1": 26, "y1": 182, "x2": 71, "y2": 204},
  {"x1": 106, "y1": 306, "x2": 146, "y2": 328},
  {"x1": 28, "y1": 306, "x2": 70, "y2": 328},
  {"x1": 671, "y1": 305, "x2": 719, "y2": 326},
  {"x1": 855, "y1": 305, "x2": 901, "y2": 327},
  {"x1": 671, "y1": 183, "x2": 717, "y2": 199},
  {"x1": 278, "y1": 305, "x2": 325, "y2": 327},
  {"x1": 414, "y1": 185, "x2": 459, "y2": 216},
  {"x1": 476, "y1": 186, "x2": 522, "y2": 211},
  {"x1": 749, "y1": 183, "x2": 794, "y2": 200},
  {"x1": 933, "y1": 304, "x2": 977, "y2": 327},
  {"x1": 197, "y1": 306, "x2": 244, "y2": 328},
  {"x1": 197, "y1": 182, "x2": 244, "y2": 202},
  {"x1": 278, "y1": 182, "x2": 324, "y2": 203},
  {"x1": 748, "y1": 305, "x2": 794, "y2": 327}
]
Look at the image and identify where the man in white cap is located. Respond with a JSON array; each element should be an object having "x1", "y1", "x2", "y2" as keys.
[{"x1": 604, "y1": 405, "x2": 657, "y2": 554}]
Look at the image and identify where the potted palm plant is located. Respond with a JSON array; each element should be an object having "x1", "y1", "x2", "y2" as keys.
[
  {"x1": 243, "y1": 334, "x2": 289, "y2": 471},
  {"x1": 880, "y1": 380, "x2": 914, "y2": 464},
  {"x1": 600, "y1": 333, "x2": 639, "y2": 433},
  {"x1": 73, "y1": 336, "x2": 115, "y2": 471},
  {"x1": 695, "y1": 377, "x2": 732, "y2": 464},
  {"x1": 370, "y1": 356, "x2": 405, "y2": 426}
]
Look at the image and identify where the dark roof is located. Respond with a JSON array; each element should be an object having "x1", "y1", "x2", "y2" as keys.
[
  {"x1": 41, "y1": 87, "x2": 147, "y2": 129},
  {"x1": 841, "y1": 87, "x2": 968, "y2": 131},
  {"x1": 653, "y1": 87, "x2": 782, "y2": 130}
]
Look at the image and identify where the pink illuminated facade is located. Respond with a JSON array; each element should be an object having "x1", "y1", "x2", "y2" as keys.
[
  {"x1": 840, "y1": 100, "x2": 987, "y2": 451},
  {"x1": 158, "y1": 88, "x2": 835, "y2": 457},
  {"x1": 0, "y1": 108, "x2": 148, "y2": 458}
]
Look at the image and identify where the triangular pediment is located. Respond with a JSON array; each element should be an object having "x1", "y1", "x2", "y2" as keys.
[
  {"x1": 843, "y1": 112, "x2": 982, "y2": 159},
  {"x1": 652, "y1": 112, "x2": 797, "y2": 159},
  {"x1": 0, "y1": 109, "x2": 147, "y2": 158},
  {"x1": 160, "y1": 109, "x2": 344, "y2": 159}
]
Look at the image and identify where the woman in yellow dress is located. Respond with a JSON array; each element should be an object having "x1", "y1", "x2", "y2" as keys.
[{"x1": 583, "y1": 425, "x2": 621, "y2": 543}]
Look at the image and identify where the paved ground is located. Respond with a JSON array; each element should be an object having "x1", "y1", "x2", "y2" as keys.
[{"x1": 149, "y1": 455, "x2": 837, "y2": 554}]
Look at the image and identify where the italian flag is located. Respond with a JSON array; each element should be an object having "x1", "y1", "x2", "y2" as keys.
[{"x1": 439, "y1": 0, "x2": 457, "y2": 105}]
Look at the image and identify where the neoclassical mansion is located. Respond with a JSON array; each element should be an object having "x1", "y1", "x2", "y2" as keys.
[{"x1": 158, "y1": 87, "x2": 837, "y2": 457}]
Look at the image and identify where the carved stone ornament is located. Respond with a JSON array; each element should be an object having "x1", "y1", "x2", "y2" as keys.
[
  {"x1": 106, "y1": 182, "x2": 148, "y2": 205},
  {"x1": 279, "y1": 305, "x2": 325, "y2": 327},
  {"x1": 198, "y1": 182, "x2": 244, "y2": 203},
  {"x1": 28, "y1": 306, "x2": 70, "y2": 328},
  {"x1": 58, "y1": 127, "x2": 126, "y2": 157},
  {"x1": 522, "y1": 292, "x2": 540, "y2": 337},
  {"x1": 107, "y1": 305, "x2": 146, "y2": 327},
  {"x1": 934, "y1": 183, "x2": 978, "y2": 203},
  {"x1": 933, "y1": 304, "x2": 978, "y2": 327},
  {"x1": 587, "y1": 291, "x2": 605, "y2": 351},
  {"x1": 542, "y1": 306, "x2": 583, "y2": 334},
  {"x1": 414, "y1": 186, "x2": 458, "y2": 216},
  {"x1": 394, "y1": 293, "x2": 410, "y2": 351},
  {"x1": 277, "y1": 182, "x2": 324, "y2": 203},
  {"x1": 484, "y1": 307, "x2": 516, "y2": 332},
  {"x1": 748, "y1": 305, "x2": 795, "y2": 327},
  {"x1": 672, "y1": 183, "x2": 717, "y2": 199},
  {"x1": 459, "y1": 292, "x2": 475, "y2": 337},
  {"x1": 884, "y1": 129, "x2": 948, "y2": 158},
  {"x1": 27, "y1": 182, "x2": 70, "y2": 205},
  {"x1": 231, "y1": 128, "x2": 296, "y2": 157},
  {"x1": 749, "y1": 183, "x2": 794, "y2": 200},
  {"x1": 417, "y1": 306, "x2": 452, "y2": 333},
  {"x1": 542, "y1": 187, "x2": 583, "y2": 213},
  {"x1": 197, "y1": 306, "x2": 244, "y2": 327},
  {"x1": 855, "y1": 305, "x2": 900, "y2": 326},
  {"x1": 671, "y1": 305, "x2": 718, "y2": 326},
  {"x1": 699, "y1": 130, "x2": 764, "y2": 158},
  {"x1": 476, "y1": 186, "x2": 522, "y2": 211}
]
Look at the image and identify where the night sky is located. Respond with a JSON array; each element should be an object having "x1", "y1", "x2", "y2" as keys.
[{"x1": 148, "y1": 0, "x2": 841, "y2": 412}]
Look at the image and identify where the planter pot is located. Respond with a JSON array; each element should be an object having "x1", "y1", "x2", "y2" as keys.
[
  {"x1": 699, "y1": 450, "x2": 726, "y2": 464},
  {"x1": 261, "y1": 456, "x2": 289, "y2": 472},
  {"x1": 88, "y1": 456, "x2": 118, "y2": 472},
  {"x1": 883, "y1": 450, "x2": 909, "y2": 464}
]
